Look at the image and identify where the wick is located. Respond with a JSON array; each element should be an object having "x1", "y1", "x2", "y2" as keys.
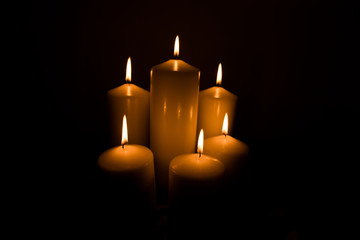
[
  {"x1": 122, "y1": 144, "x2": 125, "y2": 149},
  {"x1": 199, "y1": 152, "x2": 202, "y2": 158},
  {"x1": 223, "y1": 133, "x2": 227, "y2": 138},
  {"x1": 173, "y1": 55, "x2": 179, "y2": 59}
]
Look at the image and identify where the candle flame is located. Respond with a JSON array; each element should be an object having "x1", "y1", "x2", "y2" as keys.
[
  {"x1": 197, "y1": 129, "x2": 204, "y2": 155},
  {"x1": 174, "y1": 35, "x2": 179, "y2": 57},
  {"x1": 121, "y1": 115, "x2": 128, "y2": 145},
  {"x1": 222, "y1": 113, "x2": 228, "y2": 135},
  {"x1": 216, "y1": 63, "x2": 222, "y2": 85},
  {"x1": 126, "y1": 57, "x2": 131, "y2": 82}
]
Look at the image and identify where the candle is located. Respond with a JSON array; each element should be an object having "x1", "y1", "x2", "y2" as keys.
[
  {"x1": 107, "y1": 57, "x2": 149, "y2": 146},
  {"x1": 204, "y1": 113, "x2": 249, "y2": 186},
  {"x1": 98, "y1": 115, "x2": 156, "y2": 213},
  {"x1": 150, "y1": 36, "x2": 200, "y2": 192},
  {"x1": 198, "y1": 63, "x2": 237, "y2": 138},
  {"x1": 168, "y1": 129, "x2": 224, "y2": 238}
]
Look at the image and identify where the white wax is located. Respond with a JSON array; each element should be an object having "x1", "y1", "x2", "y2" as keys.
[
  {"x1": 98, "y1": 144, "x2": 155, "y2": 208},
  {"x1": 107, "y1": 83, "x2": 149, "y2": 146},
  {"x1": 204, "y1": 135, "x2": 249, "y2": 184},
  {"x1": 198, "y1": 86, "x2": 237, "y2": 138},
  {"x1": 150, "y1": 59, "x2": 200, "y2": 190},
  {"x1": 168, "y1": 153, "x2": 224, "y2": 208}
]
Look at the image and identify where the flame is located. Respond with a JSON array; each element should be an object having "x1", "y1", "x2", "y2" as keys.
[
  {"x1": 222, "y1": 113, "x2": 228, "y2": 135},
  {"x1": 216, "y1": 63, "x2": 222, "y2": 85},
  {"x1": 174, "y1": 35, "x2": 179, "y2": 57},
  {"x1": 126, "y1": 57, "x2": 131, "y2": 82},
  {"x1": 197, "y1": 129, "x2": 204, "y2": 155},
  {"x1": 121, "y1": 115, "x2": 128, "y2": 145}
]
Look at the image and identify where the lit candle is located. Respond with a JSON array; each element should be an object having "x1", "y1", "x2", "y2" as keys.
[
  {"x1": 204, "y1": 113, "x2": 249, "y2": 186},
  {"x1": 168, "y1": 129, "x2": 224, "y2": 211},
  {"x1": 150, "y1": 35, "x2": 200, "y2": 191},
  {"x1": 107, "y1": 57, "x2": 149, "y2": 146},
  {"x1": 98, "y1": 115, "x2": 156, "y2": 212},
  {"x1": 198, "y1": 63, "x2": 237, "y2": 138}
]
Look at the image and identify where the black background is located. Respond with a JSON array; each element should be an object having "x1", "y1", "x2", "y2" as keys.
[{"x1": 25, "y1": 0, "x2": 357, "y2": 238}]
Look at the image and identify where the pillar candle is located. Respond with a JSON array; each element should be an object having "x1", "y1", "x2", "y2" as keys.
[
  {"x1": 169, "y1": 129, "x2": 224, "y2": 205},
  {"x1": 107, "y1": 57, "x2": 149, "y2": 146},
  {"x1": 98, "y1": 115, "x2": 156, "y2": 213},
  {"x1": 168, "y1": 130, "x2": 224, "y2": 238},
  {"x1": 204, "y1": 113, "x2": 249, "y2": 186},
  {"x1": 150, "y1": 36, "x2": 200, "y2": 191},
  {"x1": 198, "y1": 63, "x2": 237, "y2": 138}
]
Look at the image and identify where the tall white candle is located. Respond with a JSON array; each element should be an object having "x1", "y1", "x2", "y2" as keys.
[
  {"x1": 198, "y1": 63, "x2": 237, "y2": 138},
  {"x1": 150, "y1": 36, "x2": 200, "y2": 191},
  {"x1": 107, "y1": 57, "x2": 149, "y2": 146}
]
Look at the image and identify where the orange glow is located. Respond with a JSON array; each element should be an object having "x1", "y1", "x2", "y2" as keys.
[
  {"x1": 222, "y1": 113, "x2": 228, "y2": 135},
  {"x1": 121, "y1": 115, "x2": 128, "y2": 145},
  {"x1": 174, "y1": 35, "x2": 179, "y2": 57},
  {"x1": 198, "y1": 129, "x2": 204, "y2": 155},
  {"x1": 216, "y1": 63, "x2": 222, "y2": 85},
  {"x1": 173, "y1": 60, "x2": 178, "y2": 71},
  {"x1": 126, "y1": 57, "x2": 131, "y2": 82},
  {"x1": 214, "y1": 87, "x2": 220, "y2": 98}
]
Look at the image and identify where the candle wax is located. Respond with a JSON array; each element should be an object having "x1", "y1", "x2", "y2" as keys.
[
  {"x1": 198, "y1": 86, "x2": 237, "y2": 138},
  {"x1": 168, "y1": 153, "x2": 224, "y2": 238},
  {"x1": 107, "y1": 83, "x2": 149, "y2": 146},
  {"x1": 204, "y1": 135, "x2": 249, "y2": 185},
  {"x1": 168, "y1": 153, "x2": 224, "y2": 208},
  {"x1": 150, "y1": 59, "x2": 200, "y2": 191},
  {"x1": 98, "y1": 144, "x2": 156, "y2": 212}
]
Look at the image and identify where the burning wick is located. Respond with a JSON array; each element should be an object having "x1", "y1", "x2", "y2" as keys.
[
  {"x1": 216, "y1": 63, "x2": 222, "y2": 86},
  {"x1": 174, "y1": 35, "x2": 179, "y2": 59},
  {"x1": 222, "y1": 113, "x2": 228, "y2": 138},
  {"x1": 121, "y1": 115, "x2": 128, "y2": 149},
  {"x1": 198, "y1": 129, "x2": 204, "y2": 158}
]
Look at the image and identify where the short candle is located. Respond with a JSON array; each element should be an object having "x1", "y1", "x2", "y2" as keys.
[
  {"x1": 198, "y1": 63, "x2": 237, "y2": 138},
  {"x1": 107, "y1": 57, "x2": 149, "y2": 146},
  {"x1": 204, "y1": 113, "x2": 249, "y2": 186},
  {"x1": 98, "y1": 115, "x2": 156, "y2": 212},
  {"x1": 168, "y1": 129, "x2": 224, "y2": 209}
]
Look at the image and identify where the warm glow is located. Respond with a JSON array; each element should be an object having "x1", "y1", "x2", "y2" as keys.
[
  {"x1": 222, "y1": 113, "x2": 228, "y2": 135},
  {"x1": 121, "y1": 115, "x2": 128, "y2": 145},
  {"x1": 197, "y1": 129, "x2": 204, "y2": 155},
  {"x1": 216, "y1": 63, "x2": 222, "y2": 85},
  {"x1": 173, "y1": 60, "x2": 178, "y2": 71},
  {"x1": 126, "y1": 57, "x2": 131, "y2": 82},
  {"x1": 174, "y1": 35, "x2": 179, "y2": 57}
]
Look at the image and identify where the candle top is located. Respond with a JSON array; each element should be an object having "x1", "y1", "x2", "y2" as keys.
[
  {"x1": 170, "y1": 153, "x2": 224, "y2": 179},
  {"x1": 152, "y1": 59, "x2": 200, "y2": 73},
  {"x1": 200, "y1": 86, "x2": 237, "y2": 100},
  {"x1": 107, "y1": 83, "x2": 149, "y2": 97},
  {"x1": 98, "y1": 145, "x2": 153, "y2": 172}
]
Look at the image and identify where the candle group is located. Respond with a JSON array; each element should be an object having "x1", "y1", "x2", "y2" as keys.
[{"x1": 99, "y1": 36, "x2": 249, "y2": 219}]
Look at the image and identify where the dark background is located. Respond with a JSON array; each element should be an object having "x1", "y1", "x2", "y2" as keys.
[{"x1": 25, "y1": 0, "x2": 357, "y2": 238}]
